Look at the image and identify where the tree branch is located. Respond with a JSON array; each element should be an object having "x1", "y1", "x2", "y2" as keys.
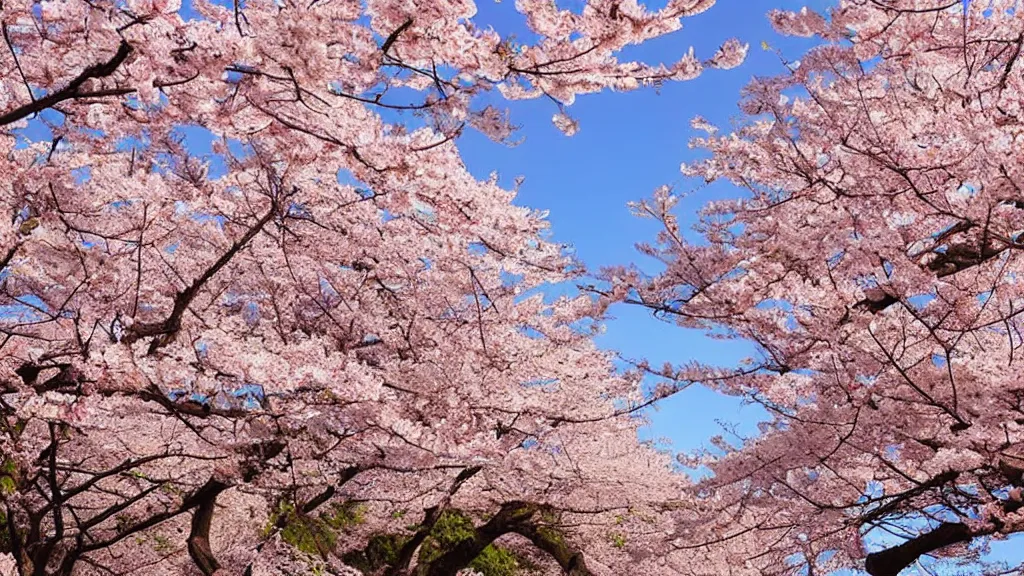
[
  {"x1": 423, "y1": 501, "x2": 593, "y2": 576},
  {"x1": 80, "y1": 476, "x2": 230, "y2": 554},
  {"x1": 864, "y1": 522, "x2": 972, "y2": 576},
  {"x1": 864, "y1": 497, "x2": 1024, "y2": 576},
  {"x1": 125, "y1": 204, "x2": 276, "y2": 353},
  {"x1": 0, "y1": 41, "x2": 132, "y2": 126},
  {"x1": 187, "y1": 478, "x2": 229, "y2": 576},
  {"x1": 512, "y1": 521, "x2": 592, "y2": 576}
]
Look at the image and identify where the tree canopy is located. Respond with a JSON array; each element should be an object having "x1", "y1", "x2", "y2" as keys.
[
  {"x1": 0, "y1": 0, "x2": 743, "y2": 574},
  {"x1": 3, "y1": 0, "x2": 1024, "y2": 575}
]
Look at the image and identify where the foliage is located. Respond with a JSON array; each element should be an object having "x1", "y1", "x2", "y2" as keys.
[
  {"x1": 417, "y1": 511, "x2": 521, "y2": 576},
  {"x1": 419, "y1": 510, "x2": 478, "y2": 561},
  {"x1": 0, "y1": 460, "x2": 17, "y2": 496},
  {"x1": 268, "y1": 501, "x2": 366, "y2": 557},
  {"x1": 341, "y1": 533, "x2": 409, "y2": 573},
  {"x1": 467, "y1": 545, "x2": 521, "y2": 576}
]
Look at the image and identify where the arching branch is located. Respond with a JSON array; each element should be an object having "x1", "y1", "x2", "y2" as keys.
[
  {"x1": 124, "y1": 204, "x2": 277, "y2": 353},
  {"x1": 187, "y1": 478, "x2": 230, "y2": 576},
  {"x1": 0, "y1": 41, "x2": 133, "y2": 126},
  {"x1": 512, "y1": 521, "x2": 592, "y2": 576},
  {"x1": 864, "y1": 497, "x2": 1024, "y2": 576},
  {"x1": 422, "y1": 502, "x2": 594, "y2": 576}
]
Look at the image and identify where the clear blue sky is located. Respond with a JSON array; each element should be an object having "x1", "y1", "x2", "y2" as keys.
[{"x1": 458, "y1": 0, "x2": 831, "y2": 456}]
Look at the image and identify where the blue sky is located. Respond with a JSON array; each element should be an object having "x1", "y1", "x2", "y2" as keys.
[{"x1": 457, "y1": 0, "x2": 831, "y2": 456}]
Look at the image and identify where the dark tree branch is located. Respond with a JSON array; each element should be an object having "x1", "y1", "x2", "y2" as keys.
[
  {"x1": 423, "y1": 500, "x2": 593, "y2": 576},
  {"x1": 125, "y1": 205, "x2": 276, "y2": 353},
  {"x1": 926, "y1": 241, "x2": 1005, "y2": 278},
  {"x1": 422, "y1": 502, "x2": 537, "y2": 576},
  {"x1": 864, "y1": 497, "x2": 1024, "y2": 576},
  {"x1": 385, "y1": 465, "x2": 482, "y2": 576},
  {"x1": 6, "y1": 504, "x2": 24, "y2": 575},
  {"x1": 80, "y1": 476, "x2": 230, "y2": 553},
  {"x1": 512, "y1": 521, "x2": 592, "y2": 576},
  {"x1": 31, "y1": 424, "x2": 65, "y2": 573},
  {"x1": 864, "y1": 522, "x2": 973, "y2": 576},
  {"x1": 380, "y1": 19, "x2": 413, "y2": 57},
  {"x1": 0, "y1": 41, "x2": 133, "y2": 126},
  {"x1": 187, "y1": 479, "x2": 229, "y2": 576}
]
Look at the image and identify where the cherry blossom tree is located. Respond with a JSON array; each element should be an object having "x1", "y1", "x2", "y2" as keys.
[
  {"x1": 607, "y1": 1, "x2": 1024, "y2": 574},
  {"x1": 0, "y1": 0, "x2": 745, "y2": 574}
]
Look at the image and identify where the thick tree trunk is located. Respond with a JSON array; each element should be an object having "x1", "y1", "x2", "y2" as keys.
[
  {"x1": 185, "y1": 478, "x2": 230, "y2": 576},
  {"x1": 513, "y1": 524, "x2": 591, "y2": 576},
  {"x1": 423, "y1": 502, "x2": 593, "y2": 576}
]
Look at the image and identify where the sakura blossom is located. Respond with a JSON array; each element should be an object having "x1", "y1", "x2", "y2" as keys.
[{"x1": 0, "y1": 0, "x2": 740, "y2": 574}]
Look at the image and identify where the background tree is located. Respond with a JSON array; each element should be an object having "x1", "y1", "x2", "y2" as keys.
[
  {"x1": 0, "y1": 0, "x2": 745, "y2": 574},
  {"x1": 606, "y1": 0, "x2": 1024, "y2": 574}
]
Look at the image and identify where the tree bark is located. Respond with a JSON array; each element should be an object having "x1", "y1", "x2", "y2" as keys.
[
  {"x1": 423, "y1": 502, "x2": 593, "y2": 576},
  {"x1": 512, "y1": 522, "x2": 591, "y2": 576},
  {"x1": 0, "y1": 41, "x2": 133, "y2": 127},
  {"x1": 186, "y1": 478, "x2": 230, "y2": 576},
  {"x1": 864, "y1": 495, "x2": 1023, "y2": 576},
  {"x1": 864, "y1": 522, "x2": 972, "y2": 576}
]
